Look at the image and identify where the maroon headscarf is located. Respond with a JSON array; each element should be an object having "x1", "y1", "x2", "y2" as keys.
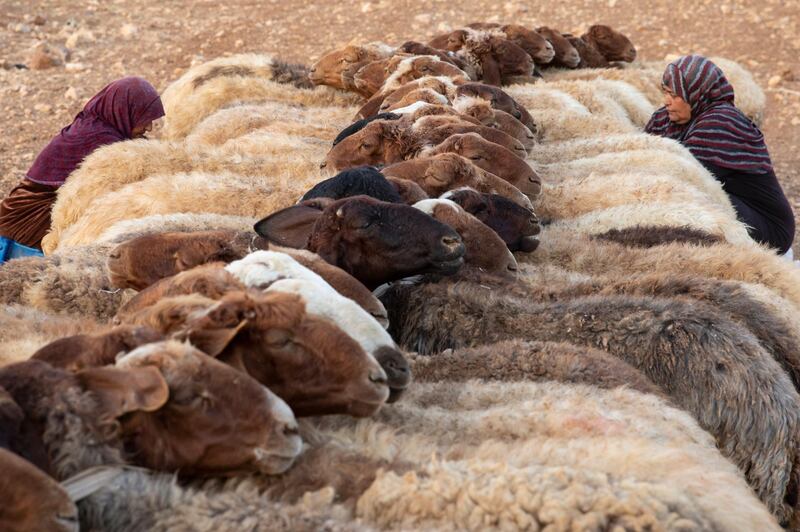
[
  {"x1": 26, "y1": 77, "x2": 165, "y2": 187},
  {"x1": 645, "y1": 55, "x2": 772, "y2": 174}
]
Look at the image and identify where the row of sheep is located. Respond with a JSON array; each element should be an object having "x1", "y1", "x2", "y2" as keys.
[{"x1": 0, "y1": 33, "x2": 792, "y2": 531}]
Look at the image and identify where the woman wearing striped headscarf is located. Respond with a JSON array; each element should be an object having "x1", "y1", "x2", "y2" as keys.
[{"x1": 646, "y1": 54, "x2": 795, "y2": 255}]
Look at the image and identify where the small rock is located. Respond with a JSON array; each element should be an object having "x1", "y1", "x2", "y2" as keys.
[
  {"x1": 34, "y1": 103, "x2": 52, "y2": 114},
  {"x1": 14, "y1": 23, "x2": 32, "y2": 33},
  {"x1": 65, "y1": 28, "x2": 95, "y2": 48},
  {"x1": 360, "y1": 2, "x2": 372, "y2": 13},
  {"x1": 234, "y1": 39, "x2": 244, "y2": 48},
  {"x1": 768, "y1": 75, "x2": 782, "y2": 88},
  {"x1": 120, "y1": 23, "x2": 138, "y2": 39},
  {"x1": 32, "y1": 15, "x2": 46, "y2": 25},
  {"x1": 64, "y1": 87, "x2": 78, "y2": 100},
  {"x1": 28, "y1": 50, "x2": 60, "y2": 70},
  {"x1": 720, "y1": 4, "x2": 731, "y2": 14},
  {"x1": 791, "y1": 117, "x2": 800, "y2": 126},
  {"x1": 414, "y1": 13, "x2": 431, "y2": 24},
  {"x1": 64, "y1": 62, "x2": 87, "y2": 71},
  {"x1": 608, "y1": 0, "x2": 617, "y2": 6}
]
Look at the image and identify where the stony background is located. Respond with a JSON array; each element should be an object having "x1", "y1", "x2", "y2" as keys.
[{"x1": 1, "y1": 0, "x2": 798, "y2": 247}]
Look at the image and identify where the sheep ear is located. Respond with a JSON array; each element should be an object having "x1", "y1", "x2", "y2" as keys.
[
  {"x1": 357, "y1": 93, "x2": 388, "y2": 119},
  {"x1": 77, "y1": 366, "x2": 169, "y2": 418},
  {"x1": 254, "y1": 204, "x2": 325, "y2": 248},
  {"x1": 180, "y1": 324, "x2": 246, "y2": 357}
]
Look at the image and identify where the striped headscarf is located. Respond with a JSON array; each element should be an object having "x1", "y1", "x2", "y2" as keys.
[{"x1": 645, "y1": 55, "x2": 773, "y2": 174}]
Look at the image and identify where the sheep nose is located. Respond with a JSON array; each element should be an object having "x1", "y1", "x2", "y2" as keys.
[
  {"x1": 513, "y1": 110, "x2": 522, "y2": 119},
  {"x1": 441, "y1": 235, "x2": 461, "y2": 251},
  {"x1": 319, "y1": 161, "x2": 327, "y2": 169},
  {"x1": 282, "y1": 422, "x2": 299, "y2": 437},
  {"x1": 507, "y1": 262, "x2": 518, "y2": 272},
  {"x1": 369, "y1": 369, "x2": 388, "y2": 384},
  {"x1": 108, "y1": 250, "x2": 121, "y2": 260}
]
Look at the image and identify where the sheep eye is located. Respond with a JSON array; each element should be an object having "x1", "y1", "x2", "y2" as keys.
[
  {"x1": 469, "y1": 155, "x2": 483, "y2": 161},
  {"x1": 360, "y1": 143, "x2": 373, "y2": 150},
  {"x1": 265, "y1": 329, "x2": 292, "y2": 347}
]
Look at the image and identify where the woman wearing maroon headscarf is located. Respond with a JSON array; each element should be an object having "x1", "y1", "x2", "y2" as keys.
[
  {"x1": 0, "y1": 76, "x2": 164, "y2": 259},
  {"x1": 646, "y1": 55, "x2": 795, "y2": 255}
]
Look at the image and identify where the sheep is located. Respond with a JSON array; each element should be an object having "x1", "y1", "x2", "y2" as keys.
[
  {"x1": 526, "y1": 132, "x2": 689, "y2": 165},
  {"x1": 1, "y1": 341, "x2": 302, "y2": 477},
  {"x1": 564, "y1": 32, "x2": 610, "y2": 68},
  {"x1": 534, "y1": 172, "x2": 738, "y2": 226},
  {"x1": 405, "y1": 114, "x2": 528, "y2": 156},
  {"x1": 442, "y1": 187, "x2": 540, "y2": 252},
  {"x1": 185, "y1": 101, "x2": 358, "y2": 147},
  {"x1": 541, "y1": 64, "x2": 664, "y2": 107},
  {"x1": 311, "y1": 380, "x2": 780, "y2": 530},
  {"x1": 160, "y1": 54, "x2": 362, "y2": 139},
  {"x1": 396, "y1": 41, "x2": 475, "y2": 75},
  {"x1": 43, "y1": 137, "x2": 333, "y2": 253},
  {"x1": 453, "y1": 82, "x2": 538, "y2": 132},
  {"x1": 301, "y1": 166, "x2": 404, "y2": 204},
  {"x1": 593, "y1": 225, "x2": 723, "y2": 247},
  {"x1": 353, "y1": 55, "x2": 468, "y2": 103},
  {"x1": 0, "y1": 448, "x2": 78, "y2": 532},
  {"x1": 118, "y1": 291, "x2": 392, "y2": 417},
  {"x1": 381, "y1": 152, "x2": 533, "y2": 209},
  {"x1": 550, "y1": 200, "x2": 753, "y2": 247},
  {"x1": 308, "y1": 42, "x2": 395, "y2": 90},
  {"x1": 467, "y1": 23, "x2": 556, "y2": 65},
  {"x1": 380, "y1": 278, "x2": 800, "y2": 520},
  {"x1": 534, "y1": 149, "x2": 736, "y2": 213},
  {"x1": 53, "y1": 171, "x2": 307, "y2": 251},
  {"x1": 95, "y1": 212, "x2": 256, "y2": 244},
  {"x1": 451, "y1": 96, "x2": 539, "y2": 147},
  {"x1": 409, "y1": 339, "x2": 662, "y2": 396},
  {"x1": 451, "y1": 29, "x2": 535, "y2": 86},
  {"x1": 255, "y1": 196, "x2": 467, "y2": 289},
  {"x1": 562, "y1": 24, "x2": 637, "y2": 68},
  {"x1": 535, "y1": 26, "x2": 581, "y2": 68}
]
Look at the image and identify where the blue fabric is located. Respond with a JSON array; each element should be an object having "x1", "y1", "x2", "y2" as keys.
[{"x1": 0, "y1": 236, "x2": 44, "y2": 264}]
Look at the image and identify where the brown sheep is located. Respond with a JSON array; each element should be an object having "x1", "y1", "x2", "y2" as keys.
[
  {"x1": 381, "y1": 152, "x2": 533, "y2": 209},
  {"x1": 406, "y1": 114, "x2": 528, "y2": 157},
  {"x1": 255, "y1": 196, "x2": 466, "y2": 289},
  {"x1": 353, "y1": 55, "x2": 469, "y2": 99},
  {"x1": 454, "y1": 82, "x2": 538, "y2": 132},
  {"x1": 31, "y1": 325, "x2": 165, "y2": 371},
  {"x1": 421, "y1": 133, "x2": 542, "y2": 198},
  {"x1": 465, "y1": 23, "x2": 556, "y2": 65},
  {"x1": 325, "y1": 124, "x2": 541, "y2": 198},
  {"x1": 119, "y1": 290, "x2": 390, "y2": 417},
  {"x1": 0, "y1": 343, "x2": 302, "y2": 478},
  {"x1": 564, "y1": 33, "x2": 611, "y2": 69},
  {"x1": 0, "y1": 448, "x2": 78, "y2": 532},
  {"x1": 582, "y1": 24, "x2": 637, "y2": 63},
  {"x1": 397, "y1": 41, "x2": 475, "y2": 74},
  {"x1": 410, "y1": 339, "x2": 663, "y2": 397},
  {"x1": 381, "y1": 88, "x2": 450, "y2": 111},
  {"x1": 308, "y1": 42, "x2": 394, "y2": 90},
  {"x1": 386, "y1": 176, "x2": 429, "y2": 203},
  {"x1": 536, "y1": 26, "x2": 581, "y2": 68}
]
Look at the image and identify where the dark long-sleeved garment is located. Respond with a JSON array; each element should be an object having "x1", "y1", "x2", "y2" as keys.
[
  {"x1": 0, "y1": 179, "x2": 58, "y2": 250},
  {"x1": 703, "y1": 162, "x2": 795, "y2": 254}
]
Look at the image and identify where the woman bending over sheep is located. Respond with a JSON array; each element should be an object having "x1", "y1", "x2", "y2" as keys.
[
  {"x1": 0, "y1": 77, "x2": 164, "y2": 260},
  {"x1": 646, "y1": 55, "x2": 795, "y2": 255}
]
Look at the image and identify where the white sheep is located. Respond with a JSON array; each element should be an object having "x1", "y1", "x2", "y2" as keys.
[
  {"x1": 160, "y1": 53, "x2": 362, "y2": 139},
  {"x1": 527, "y1": 132, "x2": 690, "y2": 165}
]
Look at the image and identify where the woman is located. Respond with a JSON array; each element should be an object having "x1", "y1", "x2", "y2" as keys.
[
  {"x1": 645, "y1": 54, "x2": 795, "y2": 255},
  {"x1": 0, "y1": 76, "x2": 164, "y2": 261}
]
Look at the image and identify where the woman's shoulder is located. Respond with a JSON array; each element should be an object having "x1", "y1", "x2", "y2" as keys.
[{"x1": 691, "y1": 103, "x2": 759, "y2": 134}]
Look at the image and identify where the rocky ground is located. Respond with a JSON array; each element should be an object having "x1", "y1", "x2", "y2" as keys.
[{"x1": 1, "y1": 0, "x2": 798, "y2": 247}]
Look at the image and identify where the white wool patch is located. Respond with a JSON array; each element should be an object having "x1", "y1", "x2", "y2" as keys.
[
  {"x1": 225, "y1": 250, "x2": 324, "y2": 289},
  {"x1": 116, "y1": 340, "x2": 183, "y2": 367},
  {"x1": 392, "y1": 101, "x2": 433, "y2": 115},
  {"x1": 266, "y1": 278, "x2": 394, "y2": 358},
  {"x1": 412, "y1": 198, "x2": 460, "y2": 216},
  {"x1": 451, "y1": 95, "x2": 488, "y2": 114},
  {"x1": 382, "y1": 55, "x2": 443, "y2": 93}
]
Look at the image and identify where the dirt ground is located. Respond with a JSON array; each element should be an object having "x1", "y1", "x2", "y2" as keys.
[{"x1": 1, "y1": 0, "x2": 798, "y2": 246}]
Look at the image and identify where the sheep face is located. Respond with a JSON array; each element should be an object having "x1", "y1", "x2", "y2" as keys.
[
  {"x1": 382, "y1": 88, "x2": 450, "y2": 112},
  {"x1": 443, "y1": 187, "x2": 540, "y2": 252},
  {"x1": 254, "y1": 196, "x2": 466, "y2": 289},
  {"x1": 564, "y1": 35, "x2": 609, "y2": 69},
  {"x1": 0, "y1": 387, "x2": 23, "y2": 452},
  {"x1": 428, "y1": 29, "x2": 469, "y2": 52},
  {"x1": 411, "y1": 116, "x2": 528, "y2": 158},
  {"x1": 454, "y1": 82, "x2": 537, "y2": 132},
  {"x1": 31, "y1": 326, "x2": 165, "y2": 371},
  {"x1": 353, "y1": 56, "x2": 406, "y2": 97},
  {"x1": 414, "y1": 199, "x2": 518, "y2": 277},
  {"x1": 108, "y1": 230, "x2": 250, "y2": 290},
  {"x1": 536, "y1": 27, "x2": 581, "y2": 68},
  {"x1": 117, "y1": 340, "x2": 302, "y2": 475},
  {"x1": 324, "y1": 120, "x2": 408, "y2": 170},
  {"x1": 423, "y1": 133, "x2": 542, "y2": 199},
  {"x1": 309, "y1": 45, "x2": 386, "y2": 90},
  {"x1": 502, "y1": 24, "x2": 555, "y2": 64},
  {"x1": 385, "y1": 176, "x2": 429, "y2": 204},
  {"x1": 398, "y1": 41, "x2": 473, "y2": 74},
  {"x1": 583, "y1": 25, "x2": 637, "y2": 62},
  {"x1": 190, "y1": 291, "x2": 390, "y2": 417},
  {"x1": 494, "y1": 109, "x2": 538, "y2": 149},
  {"x1": 489, "y1": 37, "x2": 535, "y2": 80},
  {"x1": 333, "y1": 112, "x2": 401, "y2": 146},
  {"x1": 382, "y1": 153, "x2": 533, "y2": 210},
  {"x1": 0, "y1": 449, "x2": 78, "y2": 532}
]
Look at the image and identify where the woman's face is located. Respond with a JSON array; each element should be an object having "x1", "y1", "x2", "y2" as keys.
[
  {"x1": 131, "y1": 121, "x2": 154, "y2": 139},
  {"x1": 662, "y1": 87, "x2": 692, "y2": 124}
]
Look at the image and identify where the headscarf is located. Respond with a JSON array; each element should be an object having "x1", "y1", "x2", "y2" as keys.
[
  {"x1": 26, "y1": 77, "x2": 165, "y2": 187},
  {"x1": 645, "y1": 55, "x2": 773, "y2": 174}
]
